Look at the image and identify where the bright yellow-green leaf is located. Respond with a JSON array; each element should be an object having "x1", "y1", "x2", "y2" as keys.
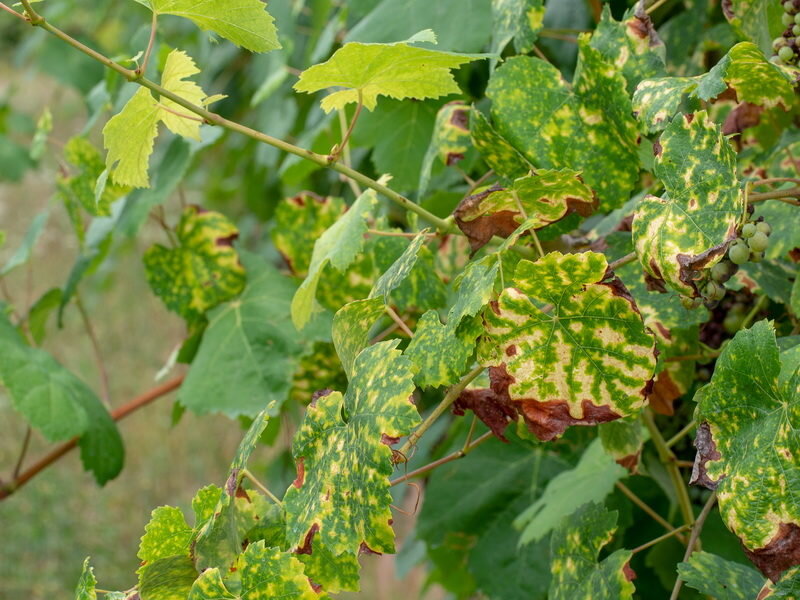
[
  {"x1": 103, "y1": 87, "x2": 160, "y2": 188},
  {"x1": 160, "y1": 50, "x2": 210, "y2": 140},
  {"x1": 294, "y1": 30, "x2": 485, "y2": 113}
]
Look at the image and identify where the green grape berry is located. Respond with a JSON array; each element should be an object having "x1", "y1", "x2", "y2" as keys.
[
  {"x1": 795, "y1": 12, "x2": 800, "y2": 23},
  {"x1": 710, "y1": 260, "x2": 737, "y2": 283},
  {"x1": 724, "y1": 312, "x2": 745, "y2": 335},
  {"x1": 750, "y1": 251, "x2": 765, "y2": 263},
  {"x1": 730, "y1": 302, "x2": 747, "y2": 315},
  {"x1": 783, "y1": 12, "x2": 795, "y2": 26},
  {"x1": 729, "y1": 241, "x2": 750, "y2": 265},
  {"x1": 704, "y1": 280, "x2": 726, "y2": 302},
  {"x1": 755, "y1": 221, "x2": 772, "y2": 236},
  {"x1": 741, "y1": 222, "x2": 757, "y2": 238},
  {"x1": 775, "y1": 36, "x2": 788, "y2": 50},
  {"x1": 772, "y1": 55, "x2": 785, "y2": 64},
  {"x1": 779, "y1": 45, "x2": 795, "y2": 62},
  {"x1": 680, "y1": 295, "x2": 701, "y2": 310},
  {"x1": 748, "y1": 231, "x2": 769, "y2": 252},
  {"x1": 793, "y1": 24, "x2": 800, "y2": 36}
]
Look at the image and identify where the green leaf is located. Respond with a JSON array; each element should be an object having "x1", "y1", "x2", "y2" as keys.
[
  {"x1": 103, "y1": 87, "x2": 161, "y2": 188},
  {"x1": 448, "y1": 255, "x2": 499, "y2": 329},
  {"x1": 764, "y1": 566, "x2": 800, "y2": 598},
  {"x1": 486, "y1": 37, "x2": 640, "y2": 209},
  {"x1": 1, "y1": 211, "x2": 48, "y2": 276},
  {"x1": 194, "y1": 409, "x2": 271, "y2": 571},
  {"x1": 271, "y1": 195, "x2": 345, "y2": 276},
  {"x1": 27, "y1": 288, "x2": 62, "y2": 345},
  {"x1": 454, "y1": 169, "x2": 597, "y2": 251},
  {"x1": 283, "y1": 340, "x2": 419, "y2": 556},
  {"x1": 405, "y1": 311, "x2": 481, "y2": 388},
  {"x1": 548, "y1": 502, "x2": 635, "y2": 600},
  {"x1": 418, "y1": 101, "x2": 471, "y2": 199},
  {"x1": 148, "y1": 0, "x2": 280, "y2": 52},
  {"x1": 178, "y1": 253, "x2": 314, "y2": 417},
  {"x1": 469, "y1": 108, "x2": 532, "y2": 180},
  {"x1": 297, "y1": 542, "x2": 360, "y2": 594},
  {"x1": 75, "y1": 557, "x2": 97, "y2": 600},
  {"x1": 479, "y1": 251, "x2": 657, "y2": 440},
  {"x1": 692, "y1": 320, "x2": 800, "y2": 581},
  {"x1": 291, "y1": 189, "x2": 377, "y2": 330},
  {"x1": 188, "y1": 568, "x2": 235, "y2": 600},
  {"x1": 491, "y1": 0, "x2": 545, "y2": 58},
  {"x1": 143, "y1": 205, "x2": 245, "y2": 323},
  {"x1": 331, "y1": 297, "x2": 385, "y2": 380},
  {"x1": 370, "y1": 230, "x2": 429, "y2": 301},
  {"x1": 294, "y1": 31, "x2": 485, "y2": 113},
  {"x1": 677, "y1": 551, "x2": 764, "y2": 599},
  {"x1": 633, "y1": 43, "x2": 795, "y2": 132},
  {"x1": 599, "y1": 418, "x2": 645, "y2": 472},
  {"x1": 722, "y1": 0, "x2": 784, "y2": 55},
  {"x1": 589, "y1": 5, "x2": 666, "y2": 94},
  {"x1": 30, "y1": 106, "x2": 52, "y2": 161},
  {"x1": 138, "y1": 506, "x2": 193, "y2": 563},
  {"x1": 515, "y1": 438, "x2": 627, "y2": 544},
  {"x1": 138, "y1": 555, "x2": 197, "y2": 600},
  {"x1": 632, "y1": 111, "x2": 742, "y2": 296}
]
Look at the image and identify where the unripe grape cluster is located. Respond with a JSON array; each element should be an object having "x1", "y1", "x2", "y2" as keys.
[
  {"x1": 772, "y1": 0, "x2": 800, "y2": 65},
  {"x1": 682, "y1": 218, "x2": 772, "y2": 310}
]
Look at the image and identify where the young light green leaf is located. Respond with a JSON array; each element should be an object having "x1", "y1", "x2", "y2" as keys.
[
  {"x1": 633, "y1": 42, "x2": 795, "y2": 132},
  {"x1": 148, "y1": 0, "x2": 280, "y2": 52},
  {"x1": 103, "y1": 87, "x2": 161, "y2": 188},
  {"x1": 178, "y1": 253, "x2": 316, "y2": 417},
  {"x1": 159, "y1": 50, "x2": 211, "y2": 140},
  {"x1": 479, "y1": 251, "x2": 657, "y2": 440},
  {"x1": 138, "y1": 506, "x2": 193, "y2": 564},
  {"x1": 548, "y1": 503, "x2": 635, "y2": 600},
  {"x1": 692, "y1": 320, "x2": 800, "y2": 581},
  {"x1": 294, "y1": 31, "x2": 485, "y2": 113},
  {"x1": 677, "y1": 551, "x2": 764, "y2": 599},
  {"x1": 632, "y1": 111, "x2": 741, "y2": 296},
  {"x1": 75, "y1": 557, "x2": 97, "y2": 600},
  {"x1": 486, "y1": 37, "x2": 639, "y2": 209},
  {"x1": 143, "y1": 205, "x2": 245, "y2": 323},
  {"x1": 283, "y1": 340, "x2": 418, "y2": 556},
  {"x1": 515, "y1": 438, "x2": 627, "y2": 544},
  {"x1": 291, "y1": 189, "x2": 377, "y2": 330},
  {"x1": 454, "y1": 169, "x2": 597, "y2": 252}
]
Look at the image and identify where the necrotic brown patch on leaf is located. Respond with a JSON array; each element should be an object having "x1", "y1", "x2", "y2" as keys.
[
  {"x1": 453, "y1": 387, "x2": 518, "y2": 441},
  {"x1": 296, "y1": 523, "x2": 319, "y2": 554},
  {"x1": 616, "y1": 453, "x2": 641, "y2": 472},
  {"x1": 690, "y1": 422, "x2": 723, "y2": 489},
  {"x1": 293, "y1": 457, "x2": 305, "y2": 489},
  {"x1": 745, "y1": 523, "x2": 800, "y2": 582},
  {"x1": 649, "y1": 371, "x2": 680, "y2": 416},
  {"x1": 629, "y1": 5, "x2": 663, "y2": 48}
]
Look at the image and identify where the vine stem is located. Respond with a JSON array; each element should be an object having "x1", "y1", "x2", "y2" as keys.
[
  {"x1": 390, "y1": 431, "x2": 493, "y2": 487},
  {"x1": 615, "y1": 481, "x2": 688, "y2": 545},
  {"x1": 394, "y1": 364, "x2": 485, "y2": 460},
  {"x1": 631, "y1": 524, "x2": 692, "y2": 554},
  {"x1": 242, "y1": 469, "x2": 282, "y2": 505},
  {"x1": 645, "y1": 0, "x2": 671, "y2": 14},
  {"x1": 385, "y1": 306, "x2": 414, "y2": 338},
  {"x1": 0, "y1": 375, "x2": 184, "y2": 501},
  {"x1": 643, "y1": 409, "x2": 695, "y2": 529},
  {"x1": 0, "y1": 2, "x2": 26, "y2": 21},
  {"x1": 608, "y1": 251, "x2": 637, "y2": 271},
  {"x1": 5, "y1": 11, "x2": 459, "y2": 235},
  {"x1": 665, "y1": 420, "x2": 696, "y2": 449},
  {"x1": 138, "y1": 10, "x2": 158, "y2": 76},
  {"x1": 11, "y1": 427, "x2": 32, "y2": 479},
  {"x1": 753, "y1": 177, "x2": 800, "y2": 186},
  {"x1": 330, "y1": 90, "x2": 363, "y2": 163},
  {"x1": 741, "y1": 295, "x2": 768, "y2": 330},
  {"x1": 749, "y1": 186, "x2": 800, "y2": 205},
  {"x1": 669, "y1": 492, "x2": 717, "y2": 600},
  {"x1": 76, "y1": 293, "x2": 111, "y2": 405}
]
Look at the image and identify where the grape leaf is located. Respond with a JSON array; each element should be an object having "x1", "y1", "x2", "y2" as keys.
[
  {"x1": 469, "y1": 108, "x2": 532, "y2": 180},
  {"x1": 331, "y1": 298, "x2": 385, "y2": 380},
  {"x1": 762, "y1": 566, "x2": 800, "y2": 598},
  {"x1": 138, "y1": 506, "x2": 193, "y2": 564},
  {"x1": 291, "y1": 189, "x2": 377, "y2": 330},
  {"x1": 178, "y1": 253, "x2": 317, "y2": 417},
  {"x1": 294, "y1": 30, "x2": 485, "y2": 113},
  {"x1": 194, "y1": 409, "x2": 271, "y2": 571},
  {"x1": 632, "y1": 111, "x2": 742, "y2": 297},
  {"x1": 491, "y1": 0, "x2": 545, "y2": 58},
  {"x1": 448, "y1": 255, "x2": 499, "y2": 329},
  {"x1": 103, "y1": 87, "x2": 160, "y2": 188},
  {"x1": 633, "y1": 42, "x2": 795, "y2": 132},
  {"x1": 548, "y1": 502, "x2": 635, "y2": 600},
  {"x1": 137, "y1": 555, "x2": 197, "y2": 600},
  {"x1": 158, "y1": 50, "x2": 214, "y2": 140},
  {"x1": 454, "y1": 169, "x2": 597, "y2": 252},
  {"x1": 189, "y1": 542, "x2": 318, "y2": 600},
  {"x1": 146, "y1": 0, "x2": 280, "y2": 52},
  {"x1": 405, "y1": 311, "x2": 482, "y2": 388},
  {"x1": 75, "y1": 558, "x2": 97, "y2": 600},
  {"x1": 418, "y1": 101, "x2": 471, "y2": 199},
  {"x1": 515, "y1": 438, "x2": 627, "y2": 544},
  {"x1": 271, "y1": 194, "x2": 345, "y2": 276},
  {"x1": 486, "y1": 37, "x2": 639, "y2": 210},
  {"x1": 677, "y1": 551, "x2": 764, "y2": 599},
  {"x1": 369, "y1": 230, "x2": 429, "y2": 302},
  {"x1": 589, "y1": 5, "x2": 666, "y2": 94},
  {"x1": 283, "y1": 340, "x2": 418, "y2": 556},
  {"x1": 1, "y1": 211, "x2": 47, "y2": 276},
  {"x1": 722, "y1": 0, "x2": 784, "y2": 55},
  {"x1": 599, "y1": 418, "x2": 645, "y2": 473},
  {"x1": 57, "y1": 137, "x2": 129, "y2": 218},
  {"x1": 691, "y1": 320, "x2": 800, "y2": 581},
  {"x1": 479, "y1": 251, "x2": 657, "y2": 440},
  {"x1": 144, "y1": 205, "x2": 245, "y2": 323}
]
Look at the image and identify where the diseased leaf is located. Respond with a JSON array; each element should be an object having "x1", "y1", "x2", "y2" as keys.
[
  {"x1": 138, "y1": 506, "x2": 193, "y2": 564},
  {"x1": 370, "y1": 230, "x2": 429, "y2": 302},
  {"x1": 294, "y1": 30, "x2": 484, "y2": 113},
  {"x1": 677, "y1": 551, "x2": 764, "y2": 599},
  {"x1": 149, "y1": 0, "x2": 280, "y2": 52},
  {"x1": 599, "y1": 418, "x2": 645, "y2": 473},
  {"x1": 143, "y1": 205, "x2": 245, "y2": 323},
  {"x1": 57, "y1": 138, "x2": 129, "y2": 219},
  {"x1": 418, "y1": 101, "x2": 471, "y2": 199},
  {"x1": 722, "y1": 0, "x2": 784, "y2": 55},
  {"x1": 491, "y1": 0, "x2": 545, "y2": 59},
  {"x1": 691, "y1": 320, "x2": 800, "y2": 581},
  {"x1": 515, "y1": 438, "x2": 627, "y2": 544},
  {"x1": 479, "y1": 251, "x2": 657, "y2": 440},
  {"x1": 178, "y1": 253, "x2": 316, "y2": 417},
  {"x1": 137, "y1": 555, "x2": 197, "y2": 600},
  {"x1": 589, "y1": 5, "x2": 666, "y2": 94},
  {"x1": 448, "y1": 255, "x2": 499, "y2": 329},
  {"x1": 454, "y1": 169, "x2": 597, "y2": 252},
  {"x1": 632, "y1": 111, "x2": 742, "y2": 296},
  {"x1": 633, "y1": 43, "x2": 795, "y2": 132},
  {"x1": 548, "y1": 502, "x2": 635, "y2": 600},
  {"x1": 469, "y1": 108, "x2": 532, "y2": 180},
  {"x1": 271, "y1": 194, "x2": 345, "y2": 276},
  {"x1": 331, "y1": 297, "x2": 385, "y2": 380},
  {"x1": 75, "y1": 557, "x2": 97, "y2": 600},
  {"x1": 291, "y1": 189, "x2": 377, "y2": 330},
  {"x1": 762, "y1": 566, "x2": 800, "y2": 598},
  {"x1": 405, "y1": 312, "x2": 481, "y2": 389},
  {"x1": 283, "y1": 340, "x2": 418, "y2": 556},
  {"x1": 297, "y1": 542, "x2": 360, "y2": 594},
  {"x1": 486, "y1": 37, "x2": 639, "y2": 209}
]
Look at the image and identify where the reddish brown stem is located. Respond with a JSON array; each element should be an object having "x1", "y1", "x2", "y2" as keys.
[{"x1": 0, "y1": 375, "x2": 184, "y2": 500}]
